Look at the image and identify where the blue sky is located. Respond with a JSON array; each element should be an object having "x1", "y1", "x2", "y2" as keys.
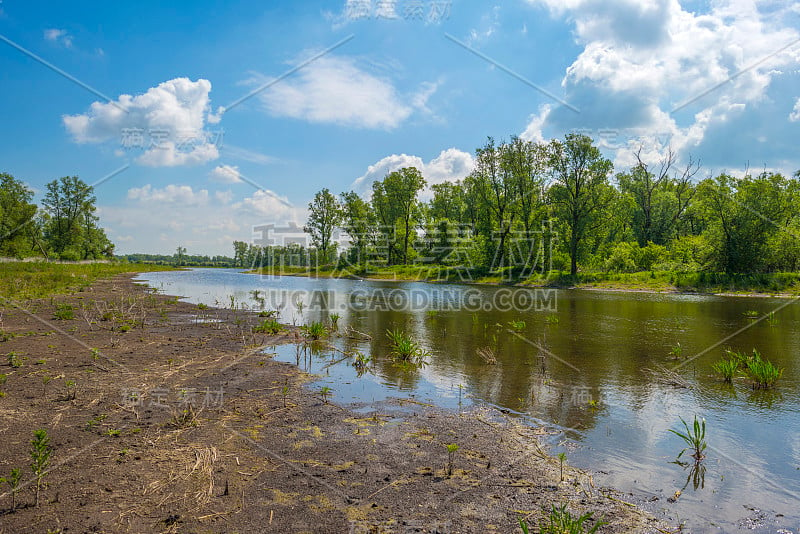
[{"x1": 1, "y1": 0, "x2": 798, "y2": 255}]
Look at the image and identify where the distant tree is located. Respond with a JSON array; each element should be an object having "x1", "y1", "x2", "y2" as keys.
[
  {"x1": 175, "y1": 246, "x2": 187, "y2": 266},
  {"x1": 233, "y1": 240, "x2": 249, "y2": 268},
  {"x1": 304, "y1": 188, "x2": 342, "y2": 263}
]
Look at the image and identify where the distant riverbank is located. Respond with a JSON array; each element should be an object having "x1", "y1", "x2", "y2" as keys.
[{"x1": 250, "y1": 265, "x2": 800, "y2": 298}]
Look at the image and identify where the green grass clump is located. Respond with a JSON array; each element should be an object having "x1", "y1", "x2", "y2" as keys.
[
  {"x1": 53, "y1": 303, "x2": 74, "y2": 320},
  {"x1": 712, "y1": 358, "x2": 739, "y2": 383},
  {"x1": 724, "y1": 348, "x2": 784, "y2": 389},
  {"x1": 253, "y1": 318, "x2": 284, "y2": 335},
  {"x1": 300, "y1": 321, "x2": 328, "y2": 340},
  {"x1": 535, "y1": 504, "x2": 606, "y2": 534},
  {"x1": 386, "y1": 329, "x2": 429, "y2": 367},
  {"x1": 508, "y1": 319, "x2": 526, "y2": 332},
  {"x1": 669, "y1": 415, "x2": 706, "y2": 462},
  {"x1": 746, "y1": 354, "x2": 783, "y2": 389},
  {"x1": 7, "y1": 351, "x2": 22, "y2": 368}
]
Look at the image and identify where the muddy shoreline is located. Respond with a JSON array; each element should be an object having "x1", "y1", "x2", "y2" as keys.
[{"x1": 0, "y1": 273, "x2": 671, "y2": 533}]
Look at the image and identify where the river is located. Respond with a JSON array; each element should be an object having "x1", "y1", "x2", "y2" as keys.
[{"x1": 134, "y1": 268, "x2": 800, "y2": 532}]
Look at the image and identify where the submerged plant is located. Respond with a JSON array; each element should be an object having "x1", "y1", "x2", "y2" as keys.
[
  {"x1": 545, "y1": 314, "x2": 560, "y2": 325},
  {"x1": 766, "y1": 312, "x2": 779, "y2": 327},
  {"x1": 476, "y1": 347, "x2": 497, "y2": 365},
  {"x1": 30, "y1": 429, "x2": 52, "y2": 506},
  {"x1": 329, "y1": 313, "x2": 341, "y2": 330},
  {"x1": 669, "y1": 342, "x2": 684, "y2": 359},
  {"x1": 742, "y1": 310, "x2": 759, "y2": 319},
  {"x1": 508, "y1": 319, "x2": 526, "y2": 332},
  {"x1": 352, "y1": 352, "x2": 371, "y2": 375},
  {"x1": 725, "y1": 348, "x2": 784, "y2": 389},
  {"x1": 539, "y1": 504, "x2": 606, "y2": 534},
  {"x1": 669, "y1": 415, "x2": 706, "y2": 463}
]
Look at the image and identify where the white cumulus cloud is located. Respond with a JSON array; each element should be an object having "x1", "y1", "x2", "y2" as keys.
[
  {"x1": 127, "y1": 184, "x2": 210, "y2": 205},
  {"x1": 251, "y1": 55, "x2": 435, "y2": 129},
  {"x1": 524, "y1": 0, "x2": 800, "y2": 167},
  {"x1": 350, "y1": 148, "x2": 474, "y2": 198},
  {"x1": 63, "y1": 78, "x2": 221, "y2": 167},
  {"x1": 209, "y1": 165, "x2": 243, "y2": 184}
]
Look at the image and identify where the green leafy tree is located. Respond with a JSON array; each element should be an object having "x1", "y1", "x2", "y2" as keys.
[
  {"x1": 0, "y1": 173, "x2": 41, "y2": 258},
  {"x1": 617, "y1": 149, "x2": 699, "y2": 246},
  {"x1": 548, "y1": 134, "x2": 614, "y2": 276},
  {"x1": 42, "y1": 176, "x2": 113, "y2": 259},
  {"x1": 470, "y1": 138, "x2": 518, "y2": 268},
  {"x1": 340, "y1": 191, "x2": 374, "y2": 268},
  {"x1": 304, "y1": 188, "x2": 343, "y2": 264},
  {"x1": 232, "y1": 240, "x2": 249, "y2": 268},
  {"x1": 371, "y1": 167, "x2": 426, "y2": 264},
  {"x1": 696, "y1": 172, "x2": 799, "y2": 273}
]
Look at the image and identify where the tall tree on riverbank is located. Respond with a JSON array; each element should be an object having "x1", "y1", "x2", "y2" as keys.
[
  {"x1": 548, "y1": 134, "x2": 614, "y2": 276},
  {"x1": 0, "y1": 173, "x2": 41, "y2": 258},
  {"x1": 304, "y1": 188, "x2": 343, "y2": 263},
  {"x1": 41, "y1": 176, "x2": 113, "y2": 260},
  {"x1": 340, "y1": 191, "x2": 374, "y2": 268},
  {"x1": 372, "y1": 167, "x2": 426, "y2": 264},
  {"x1": 696, "y1": 172, "x2": 799, "y2": 273},
  {"x1": 617, "y1": 148, "x2": 699, "y2": 247}
]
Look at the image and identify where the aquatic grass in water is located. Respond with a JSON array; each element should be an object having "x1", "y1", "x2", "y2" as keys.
[
  {"x1": 746, "y1": 354, "x2": 783, "y2": 389},
  {"x1": 712, "y1": 358, "x2": 739, "y2": 383},
  {"x1": 386, "y1": 329, "x2": 429, "y2": 367},
  {"x1": 329, "y1": 313, "x2": 341, "y2": 330},
  {"x1": 301, "y1": 321, "x2": 328, "y2": 340},
  {"x1": 724, "y1": 348, "x2": 784, "y2": 389},
  {"x1": 669, "y1": 415, "x2": 706, "y2": 462},
  {"x1": 508, "y1": 319, "x2": 526, "y2": 332}
]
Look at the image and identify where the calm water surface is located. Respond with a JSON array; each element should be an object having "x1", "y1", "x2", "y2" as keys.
[{"x1": 135, "y1": 268, "x2": 800, "y2": 533}]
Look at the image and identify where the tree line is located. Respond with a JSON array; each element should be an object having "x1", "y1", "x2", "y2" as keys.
[
  {"x1": 294, "y1": 133, "x2": 800, "y2": 276},
  {"x1": 0, "y1": 173, "x2": 113, "y2": 260}
]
